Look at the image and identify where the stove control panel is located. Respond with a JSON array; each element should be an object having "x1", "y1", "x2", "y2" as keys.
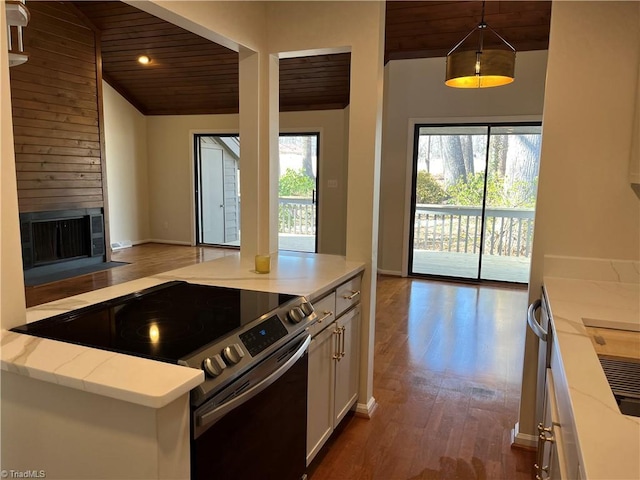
[
  {"x1": 191, "y1": 296, "x2": 317, "y2": 391},
  {"x1": 239, "y1": 314, "x2": 288, "y2": 357}
]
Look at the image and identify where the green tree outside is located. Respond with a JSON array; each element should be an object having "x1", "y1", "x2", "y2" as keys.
[
  {"x1": 415, "y1": 171, "x2": 447, "y2": 203},
  {"x1": 279, "y1": 168, "x2": 314, "y2": 197}
]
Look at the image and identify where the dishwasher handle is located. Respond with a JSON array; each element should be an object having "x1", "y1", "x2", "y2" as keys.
[
  {"x1": 527, "y1": 299, "x2": 547, "y2": 342},
  {"x1": 196, "y1": 334, "x2": 311, "y2": 430}
]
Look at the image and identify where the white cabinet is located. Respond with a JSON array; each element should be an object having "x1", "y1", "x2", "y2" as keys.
[
  {"x1": 307, "y1": 320, "x2": 336, "y2": 464},
  {"x1": 306, "y1": 275, "x2": 362, "y2": 466},
  {"x1": 537, "y1": 369, "x2": 568, "y2": 480},
  {"x1": 333, "y1": 306, "x2": 360, "y2": 426},
  {"x1": 536, "y1": 309, "x2": 584, "y2": 480}
]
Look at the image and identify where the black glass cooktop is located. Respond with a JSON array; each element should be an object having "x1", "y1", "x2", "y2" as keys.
[{"x1": 12, "y1": 281, "x2": 296, "y2": 363}]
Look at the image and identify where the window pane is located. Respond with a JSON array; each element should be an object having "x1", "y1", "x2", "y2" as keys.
[{"x1": 278, "y1": 134, "x2": 318, "y2": 253}]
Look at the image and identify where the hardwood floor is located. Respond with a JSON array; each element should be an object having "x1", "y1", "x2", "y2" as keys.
[
  {"x1": 308, "y1": 275, "x2": 535, "y2": 480},
  {"x1": 23, "y1": 244, "x2": 535, "y2": 479},
  {"x1": 25, "y1": 243, "x2": 236, "y2": 307}
]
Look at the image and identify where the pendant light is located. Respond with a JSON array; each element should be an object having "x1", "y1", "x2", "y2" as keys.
[{"x1": 445, "y1": 1, "x2": 515, "y2": 88}]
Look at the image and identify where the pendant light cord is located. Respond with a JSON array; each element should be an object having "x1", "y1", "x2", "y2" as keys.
[{"x1": 478, "y1": 0, "x2": 486, "y2": 53}]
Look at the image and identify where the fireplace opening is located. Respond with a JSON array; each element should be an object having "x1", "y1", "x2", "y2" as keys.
[
  {"x1": 20, "y1": 208, "x2": 106, "y2": 272},
  {"x1": 32, "y1": 217, "x2": 90, "y2": 265}
]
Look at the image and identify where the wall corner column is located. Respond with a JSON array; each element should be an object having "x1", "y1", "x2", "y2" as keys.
[
  {"x1": 238, "y1": 47, "x2": 280, "y2": 260},
  {"x1": 1, "y1": 0, "x2": 27, "y2": 330},
  {"x1": 344, "y1": 2, "x2": 386, "y2": 414}
]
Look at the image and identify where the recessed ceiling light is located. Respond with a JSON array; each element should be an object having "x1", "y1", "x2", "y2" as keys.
[{"x1": 138, "y1": 55, "x2": 151, "y2": 65}]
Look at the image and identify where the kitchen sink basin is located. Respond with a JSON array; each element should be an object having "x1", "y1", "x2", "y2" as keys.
[{"x1": 599, "y1": 356, "x2": 640, "y2": 417}]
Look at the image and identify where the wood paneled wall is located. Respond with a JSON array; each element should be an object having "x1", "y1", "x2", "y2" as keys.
[{"x1": 9, "y1": 1, "x2": 106, "y2": 214}]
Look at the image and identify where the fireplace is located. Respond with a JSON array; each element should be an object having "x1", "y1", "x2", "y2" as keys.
[{"x1": 20, "y1": 209, "x2": 106, "y2": 272}]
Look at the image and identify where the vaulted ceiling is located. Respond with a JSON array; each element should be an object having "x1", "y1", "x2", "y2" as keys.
[{"x1": 68, "y1": 1, "x2": 551, "y2": 116}]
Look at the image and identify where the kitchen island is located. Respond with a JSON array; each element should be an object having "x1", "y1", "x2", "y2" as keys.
[
  {"x1": 1, "y1": 252, "x2": 364, "y2": 479},
  {"x1": 542, "y1": 257, "x2": 640, "y2": 480}
]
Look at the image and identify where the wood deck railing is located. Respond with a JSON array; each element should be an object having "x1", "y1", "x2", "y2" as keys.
[
  {"x1": 279, "y1": 197, "x2": 316, "y2": 235},
  {"x1": 413, "y1": 204, "x2": 535, "y2": 258},
  {"x1": 278, "y1": 200, "x2": 534, "y2": 258}
]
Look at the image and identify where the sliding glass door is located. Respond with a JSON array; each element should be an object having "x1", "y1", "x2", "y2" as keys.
[
  {"x1": 409, "y1": 124, "x2": 541, "y2": 283},
  {"x1": 278, "y1": 133, "x2": 319, "y2": 253}
]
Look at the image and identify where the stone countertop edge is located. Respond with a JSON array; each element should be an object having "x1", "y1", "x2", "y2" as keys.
[
  {"x1": 2, "y1": 252, "x2": 365, "y2": 409},
  {"x1": 0, "y1": 329, "x2": 204, "y2": 409},
  {"x1": 543, "y1": 276, "x2": 640, "y2": 480}
]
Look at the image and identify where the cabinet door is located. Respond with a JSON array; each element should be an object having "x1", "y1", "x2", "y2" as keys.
[
  {"x1": 538, "y1": 369, "x2": 568, "y2": 480},
  {"x1": 537, "y1": 371, "x2": 556, "y2": 480},
  {"x1": 333, "y1": 306, "x2": 360, "y2": 426},
  {"x1": 306, "y1": 323, "x2": 336, "y2": 466}
]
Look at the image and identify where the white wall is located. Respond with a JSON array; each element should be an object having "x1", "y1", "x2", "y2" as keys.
[
  {"x1": 146, "y1": 114, "x2": 239, "y2": 244},
  {"x1": 378, "y1": 51, "x2": 549, "y2": 274},
  {"x1": 103, "y1": 82, "x2": 150, "y2": 246},
  {"x1": 517, "y1": 0, "x2": 640, "y2": 441},
  {"x1": 104, "y1": 107, "x2": 350, "y2": 253},
  {"x1": 281, "y1": 109, "x2": 348, "y2": 255}
]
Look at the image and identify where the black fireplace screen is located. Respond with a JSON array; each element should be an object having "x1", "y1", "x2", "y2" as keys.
[
  {"x1": 20, "y1": 208, "x2": 105, "y2": 270},
  {"x1": 32, "y1": 218, "x2": 90, "y2": 264}
]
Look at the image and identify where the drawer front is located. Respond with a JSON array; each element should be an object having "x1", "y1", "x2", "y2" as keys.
[
  {"x1": 309, "y1": 292, "x2": 336, "y2": 337},
  {"x1": 336, "y1": 275, "x2": 362, "y2": 316}
]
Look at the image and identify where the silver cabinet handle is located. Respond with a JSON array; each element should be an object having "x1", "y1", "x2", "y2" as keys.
[
  {"x1": 196, "y1": 335, "x2": 310, "y2": 430},
  {"x1": 343, "y1": 290, "x2": 360, "y2": 300},
  {"x1": 527, "y1": 299, "x2": 547, "y2": 341},
  {"x1": 340, "y1": 325, "x2": 346, "y2": 358}
]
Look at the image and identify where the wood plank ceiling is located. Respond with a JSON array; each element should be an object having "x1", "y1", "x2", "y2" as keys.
[{"x1": 69, "y1": 1, "x2": 550, "y2": 116}]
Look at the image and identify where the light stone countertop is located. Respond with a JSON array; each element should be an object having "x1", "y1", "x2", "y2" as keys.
[
  {"x1": 1, "y1": 252, "x2": 365, "y2": 409},
  {"x1": 543, "y1": 275, "x2": 640, "y2": 480}
]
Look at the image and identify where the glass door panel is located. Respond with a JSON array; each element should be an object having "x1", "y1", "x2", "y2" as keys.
[
  {"x1": 409, "y1": 123, "x2": 542, "y2": 284},
  {"x1": 410, "y1": 126, "x2": 488, "y2": 279},
  {"x1": 278, "y1": 134, "x2": 318, "y2": 253},
  {"x1": 481, "y1": 125, "x2": 541, "y2": 282}
]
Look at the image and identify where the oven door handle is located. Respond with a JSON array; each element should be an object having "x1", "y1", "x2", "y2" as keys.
[
  {"x1": 196, "y1": 334, "x2": 311, "y2": 429},
  {"x1": 527, "y1": 299, "x2": 547, "y2": 341}
]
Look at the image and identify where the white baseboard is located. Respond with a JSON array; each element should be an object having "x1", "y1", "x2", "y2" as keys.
[
  {"x1": 110, "y1": 240, "x2": 132, "y2": 251},
  {"x1": 511, "y1": 422, "x2": 538, "y2": 449},
  {"x1": 354, "y1": 396, "x2": 378, "y2": 419},
  {"x1": 377, "y1": 269, "x2": 402, "y2": 276},
  {"x1": 146, "y1": 239, "x2": 192, "y2": 246}
]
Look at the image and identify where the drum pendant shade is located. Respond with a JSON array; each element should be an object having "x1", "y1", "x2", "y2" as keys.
[
  {"x1": 446, "y1": 49, "x2": 516, "y2": 88},
  {"x1": 445, "y1": 1, "x2": 516, "y2": 89}
]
